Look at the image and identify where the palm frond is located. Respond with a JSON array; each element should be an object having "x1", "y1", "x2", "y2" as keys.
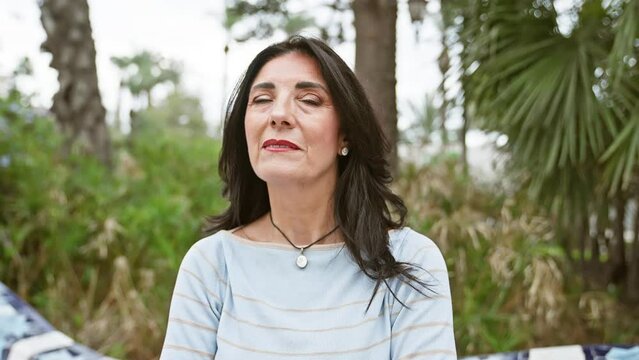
[{"x1": 607, "y1": 0, "x2": 639, "y2": 86}]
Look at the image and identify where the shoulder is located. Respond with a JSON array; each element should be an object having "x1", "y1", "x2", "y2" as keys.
[
  {"x1": 386, "y1": 228, "x2": 457, "y2": 356},
  {"x1": 178, "y1": 230, "x2": 230, "y2": 280},
  {"x1": 387, "y1": 227, "x2": 453, "y2": 305},
  {"x1": 192, "y1": 229, "x2": 229, "y2": 252},
  {"x1": 389, "y1": 227, "x2": 447, "y2": 271}
]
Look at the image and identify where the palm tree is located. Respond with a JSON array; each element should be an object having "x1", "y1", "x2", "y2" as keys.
[
  {"x1": 111, "y1": 51, "x2": 181, "y2": 135},
  {"x1": 443, "y1": 0, "x2": 639, "y2": 300},
  {"x1": 111, "y1": 51, "x2": 181, "y2": 109},
  {"x1": 39, "y1": 0, "x2": 111, "y2": 167}
]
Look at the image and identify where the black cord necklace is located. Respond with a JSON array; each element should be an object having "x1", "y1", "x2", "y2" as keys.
[{"x1": 269, "y1": 212, "x2": 339, "y2": 269}]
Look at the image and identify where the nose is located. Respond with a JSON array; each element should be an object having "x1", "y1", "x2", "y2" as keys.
[{"x1": 269, "y1": 98, "x2": 294, "y2": 128}]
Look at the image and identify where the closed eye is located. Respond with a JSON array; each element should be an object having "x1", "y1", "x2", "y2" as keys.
[
  {"x1": 251, "y1": 96, "x2": 272, "y2": 104},
  {"x1": 299, "y1": 95, "x2": 321, "y2": 106}
]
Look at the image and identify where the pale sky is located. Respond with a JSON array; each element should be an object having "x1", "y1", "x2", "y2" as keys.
[
  {"x1": 0, "y1": 0, "x2": 444, "y2": 132},
  {"x1": 0, "y1": 0, "x2": 585, "y2": 179}
]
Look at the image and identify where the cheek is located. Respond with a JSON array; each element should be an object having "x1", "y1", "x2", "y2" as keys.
[
  {"x1": 244, "y1": 117, "x2": 261, "y2": 160},
  {"x1": 245, "y1": 109, "x2": 264, "y2": 138},
  {"x1": 324, "y1": 119, "x2": 341, "y2": 149},
  {"x1": 310, "y1": 122, "x2": 341, "y2": 155}
]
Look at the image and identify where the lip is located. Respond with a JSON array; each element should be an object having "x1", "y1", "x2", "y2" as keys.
[{"x1": 262, "y1": 139, "x2": 301, "y2": 151}]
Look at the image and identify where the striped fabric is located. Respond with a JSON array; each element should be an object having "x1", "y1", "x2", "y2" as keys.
[{"x1": 160, "y1": 227, "x2": 457, "y2": 359}]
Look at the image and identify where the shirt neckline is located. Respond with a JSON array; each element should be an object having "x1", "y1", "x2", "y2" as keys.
[{"x1": 222, "y1": 229, "x2": 347, "y2": 251}]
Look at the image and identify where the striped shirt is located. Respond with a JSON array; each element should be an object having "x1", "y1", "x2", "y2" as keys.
[{"x1": 160, "y1": 227, "x2": 457, "y2": 359}]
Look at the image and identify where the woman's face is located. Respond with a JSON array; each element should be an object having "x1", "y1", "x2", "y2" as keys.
[{"x1": 244, "y1": 52, "x2": 344, "y2": 186}]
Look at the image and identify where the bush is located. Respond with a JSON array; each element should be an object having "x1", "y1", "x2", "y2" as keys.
[
  {"x1": 0, "y1": 91, "x2": 226, "y2": 358},
  {"x1": 397, "y1": 157, "x2": 639, "y2": 355},
  {"x1": 2, "y1": 88, "x2": 637, "y2": 358}
]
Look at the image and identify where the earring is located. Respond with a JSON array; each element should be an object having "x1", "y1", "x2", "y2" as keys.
[{"x1": 340, "y1": 147, "x2": 349, "y2": 156}]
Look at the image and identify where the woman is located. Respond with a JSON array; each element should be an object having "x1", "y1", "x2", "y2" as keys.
[{"x1": 160, "y1": 36, "x2": 456, "y2": 359}]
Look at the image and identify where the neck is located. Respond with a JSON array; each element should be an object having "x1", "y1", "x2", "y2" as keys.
[{"x1": 266, "y1": 179, "x2": 339, "y2": 247}]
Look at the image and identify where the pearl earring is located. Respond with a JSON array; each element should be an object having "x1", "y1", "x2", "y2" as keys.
[{"x1": 340, "y1": 147, "x2": 349, "y2": 156}]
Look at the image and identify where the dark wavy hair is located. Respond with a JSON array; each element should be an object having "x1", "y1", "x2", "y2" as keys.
[{"x1": 205, "y1": 35, "x2": 429, "y2": 308}]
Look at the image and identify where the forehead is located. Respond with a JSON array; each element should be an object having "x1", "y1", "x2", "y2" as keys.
[{"x1": 252, "y1": 52, "x2": 327, "y2": 87}]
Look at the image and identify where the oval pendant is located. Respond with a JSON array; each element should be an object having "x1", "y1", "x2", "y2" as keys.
[{"x1": 296, "y1": 254, "x2": 308, "y2": 269}]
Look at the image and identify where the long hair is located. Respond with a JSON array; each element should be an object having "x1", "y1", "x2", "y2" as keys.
[{"x1": 205, "y1": 35, "x2": 429, "y2": 307}]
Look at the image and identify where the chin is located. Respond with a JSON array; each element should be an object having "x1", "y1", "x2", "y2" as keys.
[
  {"x1": 254, "y1": 166, "x2": 305, "y2": 184},
  {"x1": 256, "y1": 165, "x2": 338, "y2": 187}
]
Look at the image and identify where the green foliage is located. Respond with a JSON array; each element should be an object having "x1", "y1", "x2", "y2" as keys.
[
  {"x1": 443, "y1": 0, "x2": 639, "y2": 300},
  {"x1": 453, "y1": 0, "x2": 639, "y2": 197},
  {"x1": 111, "y1": 51, "x2": 182, "y2": 107},
  {"x1": 133, "y1": 90, "x2": 208, "y2": 137},
  {"x1": 0, "y1": 90, "x2": 225, "y2": 358},
  {"x1": 224, "y1": 0, "x2": 350, "y2": 43},
  {"x1": 401, "y1": 94, "x2": 454, "y2": 146},
  {"x1": 397, "y1": 157, "x2": 639, "y2": 355},
  {"x1": 3, "y1": 81, "x2": 639, "y2": 357},
  {"x1": 225, "y1": 0, "x2": 310, "y2": 40}
]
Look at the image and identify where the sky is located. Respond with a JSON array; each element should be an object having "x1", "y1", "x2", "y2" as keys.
[
  {"x1": 0, "y1": 0, "x2": 444, "y2": 126},
  {"x1": 0, "y1": 0, "x2": 502, "y2": 176}
]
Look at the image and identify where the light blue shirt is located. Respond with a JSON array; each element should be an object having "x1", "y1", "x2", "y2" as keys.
[{"x1": 160, "y1": 227, "x2": 456, "y2": 359}]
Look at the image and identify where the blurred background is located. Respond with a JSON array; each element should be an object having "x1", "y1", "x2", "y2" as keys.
[{"x1": 0, "y1": 0, "x2": 638, "y2": 358}]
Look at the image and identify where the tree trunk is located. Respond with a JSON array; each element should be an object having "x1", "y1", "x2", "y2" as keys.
[
  {"x1": 460, "y1": 103, "x2": 469, "y2": 174},
  {"x1": 352, "y1": 0, "x2": 398, "y2": 174},
  {"x1": 438, "y1": 36, "x2": 450, "y2": 147},
  {"x1": 40, "y1": 0, "x2": 111, "y2": 167},
  {"x1": 628, "y1": 224, "x2": 639, "y2": 302},
  {"x1": 628, "y1": 192, "x2": 639, "y2": 302},
  {"x1": 114, "y1": 82, "x2": 124, "y2": 133},
  {"x1": 612, "y1": 194, "x2": 627, "y2": 284}
]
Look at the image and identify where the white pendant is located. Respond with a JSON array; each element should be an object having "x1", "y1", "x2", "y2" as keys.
[{"x1": 296, "y1": 254, "x2": 308, "y2": 269}]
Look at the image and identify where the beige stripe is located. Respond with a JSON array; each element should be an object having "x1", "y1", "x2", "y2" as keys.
[
  {"x1": 400, "y1": 268, "x2": 448, "y2": 286},
  {"x1": 233, "y1": 289, "x2": 384, "y2": 312},
  {"x1": 407, "y1": 294, "x2": 450, "y2": 305},
  {"x1": 222, "y1": 309, "x2": 388, "y2": 333},
  {"x1": 177, "y1": 275, "x2": 446, "y2": 316},
  {"x1": 163, "y1": 344, "x2": 215, "y2": 357},
  {"x1": 217, "y1": 335, "x2": 384, "y2": 357},
  {"x1": 181, "y1": 268, "x2": 221, "y2": 301},
  {"x1": 407, "y1": 245, "x2": 438, "y2": 264},
  {"x1": 194, "y1": 245, "x2": 228, "y2": 286},
  {"x1": 424, "y1": 268, "x2": 447, "y2": 274},
  {"x1": 384, "y1": 293, "x2": 451, "y2": 313},
  {"x1": 233, "y1": 288, "x2": 448, "y2": 314},
  {"x1": 178, "y1": 274, "x2": 447, "y2": 315},
  {"x1": 177, "y1": 283, "x2": 447, "y2": 316},
  {"x1": 174, "y1": 292, "x2": 209, "y2": 308},
  {"x1": 223, "y1": 295, "x2": 449, "y2": 333},
  {"x1": 398, "y1": 349, "x2": 457, "y2": 359},
  {"x1": 392, "y1": 322, "x2": 453, "y2": 337},
  {"x1": 169, "y1": 317, "x2": 217, "y2": 333},
  {"x1": 216, "y1": 321, "x2": 452, "y2": 357}
]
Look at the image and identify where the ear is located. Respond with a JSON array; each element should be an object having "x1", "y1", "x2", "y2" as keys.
[
  {"x1": 337, "y1": 134, "x2": 350, "y2": 156},
  {"x1": 338, "y1": 134, "x2": 348, "y2": 153}
]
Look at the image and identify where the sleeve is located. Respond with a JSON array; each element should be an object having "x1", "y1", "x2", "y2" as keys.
[
  {"x1": 160, "y1": 240, "x2": 226, "y2": 359},
  {"x1": 389, "y1": 231, "x2": 457, "y2": 359}
]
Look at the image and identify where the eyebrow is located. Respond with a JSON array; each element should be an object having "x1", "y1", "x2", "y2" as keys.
[
  {"x1": 295, "y1": 81, "x2": 327, "y2": 92},
  {"x1": 250, "y1": 81, "x2": 328, "y2": 92},
  {"x1": 251, "y1": 82, "x2": 275, "y2": 91}
]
